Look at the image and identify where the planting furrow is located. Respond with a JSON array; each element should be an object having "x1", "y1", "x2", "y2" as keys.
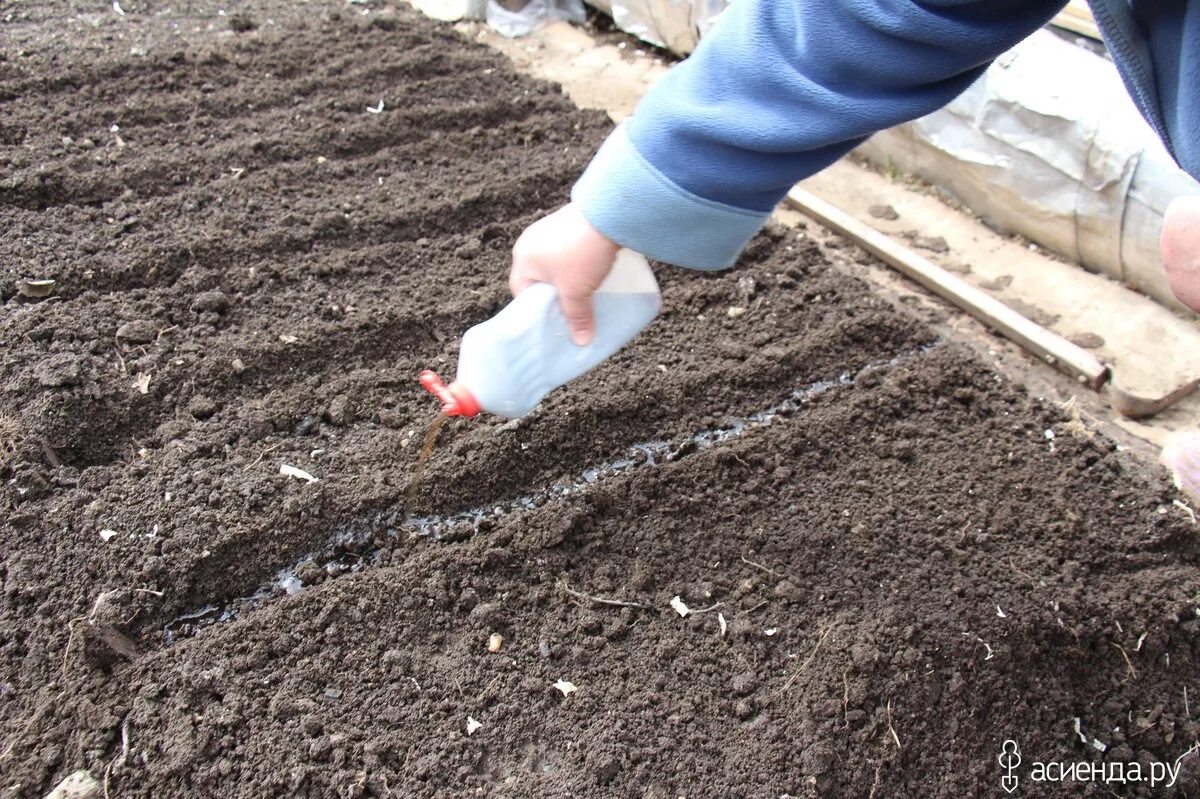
[
  {"x1": 0, "y1": 21, "x2": 476, "y2": 111},
  {"x1": 0, "y1": 82, "x2": 576, "y2": 213},
  {"x1": 163, "y1": 341, "x2": 942, "y2": 642}
]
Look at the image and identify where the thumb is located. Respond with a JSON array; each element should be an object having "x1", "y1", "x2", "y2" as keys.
[
  {"x1": 1162, "y1": 195, "x2": 1200, "y2": 312},
  {"x1": 558, "y1": 287, "x2": 596, "y2": 346}
]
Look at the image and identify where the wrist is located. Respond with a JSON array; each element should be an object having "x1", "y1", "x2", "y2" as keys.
[{"x1": 565, "y1": 202, "x2": 621, "y2": 259}]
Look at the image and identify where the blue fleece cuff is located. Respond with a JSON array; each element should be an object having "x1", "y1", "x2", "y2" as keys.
[{"x1": 570, "y1": 125, "x2": 769, "y2": 270}]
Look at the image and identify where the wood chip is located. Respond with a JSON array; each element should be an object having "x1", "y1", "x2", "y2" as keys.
[
  {"x1": 280, "y1": 464, "x2": 318, "y2": 482},
  {"x1": 15, "y1": 278, "x2": 55, "y2": 298}
]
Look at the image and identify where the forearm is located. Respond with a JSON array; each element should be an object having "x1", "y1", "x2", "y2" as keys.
[{"x1": 574, "y1": 0, "x2": 1066, "y2": 269}]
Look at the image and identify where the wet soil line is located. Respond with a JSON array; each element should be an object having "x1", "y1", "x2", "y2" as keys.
[{"x1": 163, "y1": 341, "x2": 941, "y2": 641}]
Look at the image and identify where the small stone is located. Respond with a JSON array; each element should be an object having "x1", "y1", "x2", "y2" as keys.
[
  {"x1": 325, "y1": 395, "x2": 354, "y2": 427},
  {"x1": 378, "y1": 408, "x2": 407, "y2": 429},
  {"x1": 323, "y1": 687, "x2": 342, "y2": 701},
  {"x1": 912, "y1": 235, "x2": 950, "y2": 254},
  {"x1": 728, "y1": 617, "x2": 756, "y2": 639},
  {"x1": 228, "y1": 12, "x2": 255, "y2": 31},
  {"x1": 591, "y1": 754, "x2": 620, "y2": 785},
  {"x1": 773, "y1": 579, "x2": 803, "y2": 602},
  {"x1": 187, "y1": 395, "x2": 218, "y2": 419},
  {"x1": 979, "y1": 274, "x2": 1014, "y2": 291},
  {"x1": 468, "y1": 601, "x2": 503, "y2": 627},
  {"x1": 454, "y1": 238, "x2": 483, "y2": 259},
  {"x1": 1069, "y1": 332, "x2": 1105, "y2": 349},
  {"x1": 487, "y1": 633, "x2": 503, "y2": 653},
  {"x1": 35, "y1": 353, "x2": 82, "y2": 388},
  {"x1": 296, "y1": 562, "x2": 325, "y2": 585},
  {"x1": 726, "y1": 306, "x2": 746, "y2": 319},
  {"x1": 1005, "y1": 297, "x2": 1059, "y2": 327},
  {"x1": 231, "y1": 358, "x2": 247, "y2": 374},
  {"x1": 577, "y1": 614, "x2": 602, "y2": 635},
  {"x1": 294, "y1": 414, "x2": 320, "y2": 437},
  {"x1": 868, "y1": 204, "x2": 899, "y2": 221},
  {"x1": 191, "y1": 290, "x2": 230, "y2": 314},
  {"x1": 800, "y1": 743, "x2": 837, "y2": 775},
  {"x1": 538, "y1": 641, "x2": 553, "y2": 658},
  {"x1": 15, "y1": 278, "x2": 55, "y2": 299},
  {"x1": 45, "y1": 769, "x2": 101, "y2": 799},
  {"x1": 457, "y1": 588, "x2": 480, "y2": 611},
  {"x1": 731, "y1": 671, "x2": 759, "y2": 696},
  {"x1": 736, "y1": 275, "x2": 757, "y2": 302},
  {"x1": 115, "y1": 320, "x2": 158, "y2": 344}
]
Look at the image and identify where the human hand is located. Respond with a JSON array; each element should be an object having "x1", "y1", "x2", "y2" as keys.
[
  {"x1": 1162, "y1": 195, "x2": 1200, "y2": 313},
  {"x1": 510, "y1": 203, "x2": 621, "y2": 346}
]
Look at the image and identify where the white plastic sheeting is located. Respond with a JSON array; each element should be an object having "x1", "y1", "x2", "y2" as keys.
[
  {"x1": 586, "y1": 0, "x2": 725, "y2": 54},
  {"x1": 409, "y1": 0, "x2": 584, "y2": 34},
  {"x1": 857, "y1": 29, "x2": 1200, "y2": 309},
  {"x1": 487, "y1": 0, "x2": 585, "y2": 37}
]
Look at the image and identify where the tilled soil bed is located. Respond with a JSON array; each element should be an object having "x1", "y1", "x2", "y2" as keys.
[{"x1": 2, "y1": 3, "x2": 1199, "y2": 798}]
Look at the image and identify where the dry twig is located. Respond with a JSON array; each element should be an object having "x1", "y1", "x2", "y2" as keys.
[
  {"x1": 243, "y1": 441, "x2": 285, "y2": 472},
  {"x1": 558, "y1": 580, "x2": 654, "y2": 611},
  {"x1": 842, "y1": 670, "x2": 851, "y2": 728},
  {"x1": 772, "y1": 625, "x2": 833, "y2": 697},
  {"x1": 1112, "y1": 642, "x2": 1138, "y2": 680},
  {"x1": 739, "y1": 555, "x2": 783, "y2": 578},
  {"x1": 868, "y1": 755, "x2": 885, "y2": 799},
  {"x1": 886, "y1": 698, "x2": 902, "y2": 750}
]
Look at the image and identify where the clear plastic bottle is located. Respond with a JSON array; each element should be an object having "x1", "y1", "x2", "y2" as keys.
[{"x1": 420, "y1": 249, "x2": 661, "y2": 418}]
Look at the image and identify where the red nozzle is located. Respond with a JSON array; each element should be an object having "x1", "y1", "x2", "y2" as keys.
[{"x1": 419, "y1": 370, "x2": 480, "y2": 418}]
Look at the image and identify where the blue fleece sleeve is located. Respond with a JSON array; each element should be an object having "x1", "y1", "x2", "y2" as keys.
[
  {"x1": 573, "y1": 0, "x2": 1066, "y2": 270},
  {"x1": 1089, "y1": 0, "x2": 1200, "y2": 181}
]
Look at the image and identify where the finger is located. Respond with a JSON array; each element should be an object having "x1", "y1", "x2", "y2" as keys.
[
  {"x1": 557, "y1": 288, "x2": 596, "y2": 346},
  {"x1": 1162, "y1": 195, "x2": 1200, "y2": 312},
  {"x1": 509, "y1": 267, "x2": 534, "y2": 298},
  {"x1": 509, "y1": 250, "x2": 540, "y2": 297},
  {"x1": 509, "y1": 236, "x2": 538, "y2": 297}
]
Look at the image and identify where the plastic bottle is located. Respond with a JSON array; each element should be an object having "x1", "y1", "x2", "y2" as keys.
[{"x1": 419, "y1": 249, "x2": 661, "y2": 419}]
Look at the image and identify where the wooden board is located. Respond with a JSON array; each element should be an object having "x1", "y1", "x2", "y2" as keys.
[
  {"x1": 786, "y1": 187, "x2": 1111, "y2": 390},
  {"x1": 1051, "y1": 0, "x2": 1101, "y2": 41}
]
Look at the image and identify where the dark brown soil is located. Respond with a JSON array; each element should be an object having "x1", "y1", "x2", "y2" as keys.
[{"x1": 2, "y1": 3, "x2": 1199, "y2": 798}]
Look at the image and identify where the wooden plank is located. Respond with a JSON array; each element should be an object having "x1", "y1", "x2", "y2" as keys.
[
  {"x1": 786, "y1": 186, "x2": 1111, "y2": 390},
  {"x1": 1051, "y1": 1, "x2": 1101, "y2": 40}
]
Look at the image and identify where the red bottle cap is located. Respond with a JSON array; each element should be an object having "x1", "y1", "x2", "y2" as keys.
[{"x1": 419, "y1": 370, "x2": 480, "y2": 418}]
